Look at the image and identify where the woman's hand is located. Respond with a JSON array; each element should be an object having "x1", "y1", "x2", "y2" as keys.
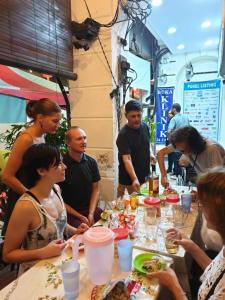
[
  {"x1": 147, "y1": 267, "x2": 178, "y2": 288},
  {"x1": 41, "y1": 239, "x2": 66, "y2": 259},
  {"x1": 76, "y1": 223, "x2": 89, "y2": 234},
  {"x1": 147, "y1": 268, "x2": 187, "y2": 300}
]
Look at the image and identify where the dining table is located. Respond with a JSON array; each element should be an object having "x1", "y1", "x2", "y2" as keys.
[
  {"x1": 135, "y1": 185, "x2": 200, "y2": 298},
  {"x1": 0, "y1": 184, "x2": 199, "y2": 300},
  {"x1": 0, "y1": 242, "x2": 168, "y2": 300},
  {"x1": 105, "y1": 184, "x2": 200, "y2": 298}
]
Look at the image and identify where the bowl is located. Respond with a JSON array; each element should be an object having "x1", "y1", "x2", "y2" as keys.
[{"x1": 133, "y1": 252, "x2": 166, "y2": 274}]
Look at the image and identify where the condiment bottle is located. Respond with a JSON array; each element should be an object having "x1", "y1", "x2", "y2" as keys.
[
  {"x1": 149, "y1": 164, "x2": 159, "y2": 196},
  {"x1": 130, "y1": 193, "x2": 138, "y2": 210},
  {"x1": 144, "y1": 196, "x2": 161, "y2": 217},
  {"x1": 165, "y1": 194, "x2": 180, "y2": 219}
]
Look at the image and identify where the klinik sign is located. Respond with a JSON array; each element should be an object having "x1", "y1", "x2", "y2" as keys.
[{"x1": 156, "y1": 87, "x2": 174, "y2": 144}]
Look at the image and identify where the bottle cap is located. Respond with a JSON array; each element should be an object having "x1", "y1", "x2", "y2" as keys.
[
  {"x1": 144, "y1": 197, "x2": 160, "y2": 206},
  {"x1": 166, "y1": 194, "x2": 180, "y2": 203}
]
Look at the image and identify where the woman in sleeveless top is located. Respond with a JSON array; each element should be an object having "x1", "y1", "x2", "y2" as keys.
[
  {"x1": 2, "y1": 144, "x2": 88, "y2": 272},
  {"x1": 147, "y1": 167, "x2": 225, "y2": 300},
  {"x1": 2, "y1": 98, "x2": 62, "y2": 235}
]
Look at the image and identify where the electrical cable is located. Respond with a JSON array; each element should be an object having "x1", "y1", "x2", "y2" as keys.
[{"x1": 83, "y1": 0, "x2": 119, "y2": 28}]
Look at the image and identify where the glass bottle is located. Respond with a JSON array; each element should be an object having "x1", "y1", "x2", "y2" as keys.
[{"x1": 149, "y1": 164, "x2": 159, "y2": 196}]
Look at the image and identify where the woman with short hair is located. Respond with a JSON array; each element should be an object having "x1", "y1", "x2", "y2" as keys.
[{"x1": 3, "y1": 143, "x2": 88, "y2": 273}]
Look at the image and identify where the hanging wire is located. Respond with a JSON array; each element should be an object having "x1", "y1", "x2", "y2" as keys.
[
  {"x1": 83, "y1": 0, "x2": 119, "y2": 28},
  {"x1": 80, "y1": 0, "x2": 152, "y2": 129}
]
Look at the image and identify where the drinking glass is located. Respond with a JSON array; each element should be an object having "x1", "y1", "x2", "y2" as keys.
[
  {"x1": 181, "y1": 194, "x2": 192, "y2": 213},
  {"x1": 145, "y1": 206, "x2": 157, "y2": 225},
  {"x1": 172, "y1": 204, "x2": 185, "y2": 227},
  {"x1": 165, "y1": 236, "x2": 179, "y2": 254},
  {"x1": 61, "y1": 260, "x2": 80, "y2": 300},
  {"x1": 145, "y1": 224, "x2": 158, "y2": 242}
]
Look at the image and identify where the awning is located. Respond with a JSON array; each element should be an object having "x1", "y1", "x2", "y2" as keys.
[{"x1": 0, "y1": 65, "x2": 68, "y2": 105}]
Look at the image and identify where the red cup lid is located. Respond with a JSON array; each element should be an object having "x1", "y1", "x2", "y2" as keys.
[
  {"x1": 112, "y1": 228, "x2": 129, "y2": 241},
  {"x1": 144, "y1": 197, "x2": 160, "y2": 206},
  {"x1": 166, "y1": 194, "x2": 180, "y2": 203}
]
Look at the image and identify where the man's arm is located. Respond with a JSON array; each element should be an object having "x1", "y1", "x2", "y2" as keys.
[
  {"x1": 64, "y1": 203, "x2": 89, "y2": 224},
  {"x1": 157, "y1": 145, "x2": 172, "y2": 188},
  {"x1": 88, "y1": 181, "x2": 100, "y2": 225},
  {"x1": 122, "y1": 154, "x2": 140, "y2": 192}
]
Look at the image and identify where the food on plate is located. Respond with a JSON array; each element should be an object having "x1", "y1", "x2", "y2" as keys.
[
  {"x1": 103, "y1": 281, "x2": 130, "y2": 300},
  {"x1": 142, "y1": 256, "x2": 165, "y2": 272},
  {"x1": 134, "y1": 253, "x2": 166, "y2": 274}
]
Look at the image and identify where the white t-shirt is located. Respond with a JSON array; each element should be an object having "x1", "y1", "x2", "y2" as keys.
[{"x1": 198, "y1": 247, "x2": 225, "y2": 300}]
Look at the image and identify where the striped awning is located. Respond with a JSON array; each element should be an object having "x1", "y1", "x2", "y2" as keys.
[{"x1": 0, "y1": 65, "x2": 68, "y2": 105}]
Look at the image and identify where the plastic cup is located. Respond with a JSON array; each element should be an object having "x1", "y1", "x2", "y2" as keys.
[
  {"x1": 181, "y1": 194, "x2": 192, "y2": 213},
  {"x1": 117, "y1": 239, "x2": 133, "y2": 272},
  {"x1": 61, "y1": 260, "x2": 80, "y2": 300}
]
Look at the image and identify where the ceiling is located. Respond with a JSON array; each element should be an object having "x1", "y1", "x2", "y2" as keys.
[{"x1": 147, "y1": 0, "x2": 223, "y2": 54}]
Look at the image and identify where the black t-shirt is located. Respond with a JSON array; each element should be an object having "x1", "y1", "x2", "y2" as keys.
[
  {"x1": 59, "y1": 153, "x2": 100, "y2": 211},
  {"x1": 116, "y1": 122, "x2": 150, "y2": 185}
]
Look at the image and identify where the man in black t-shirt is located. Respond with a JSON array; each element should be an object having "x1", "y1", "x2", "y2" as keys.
[
  {"x1": 59, "y1": 126, "x2": 102, "y2": 227},
  {"x1": 116, "y1": 100, "x2": 153, "y2": 196}
]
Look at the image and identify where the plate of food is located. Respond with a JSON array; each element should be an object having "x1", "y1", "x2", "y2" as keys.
[
  {"x1": 133, "y1": 253, "x2": 166, "y2": 274},
  {"x1": 91, "y1": 275, "x2": 159, "y2": 300}
]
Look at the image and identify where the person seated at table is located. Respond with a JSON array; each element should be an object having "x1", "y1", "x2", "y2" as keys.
[
  {"x1": 3, "y1": 144, "x2": 88, "y2": 273},
  {"x1": 147, "y1": 167, "x2": 225, "y2": 300},
  {"x1": 59, "y1": 126, "x2": 102, "y2": 227}
]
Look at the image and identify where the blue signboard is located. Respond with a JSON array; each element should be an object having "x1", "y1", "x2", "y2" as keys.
[{"x1": 156, "y1": 87, "x2": 174, "y2": 144}]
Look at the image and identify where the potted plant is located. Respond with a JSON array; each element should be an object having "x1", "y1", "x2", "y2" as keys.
[{"x1": 143, "y1": 116, "x2": 159, "y2": 154}]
